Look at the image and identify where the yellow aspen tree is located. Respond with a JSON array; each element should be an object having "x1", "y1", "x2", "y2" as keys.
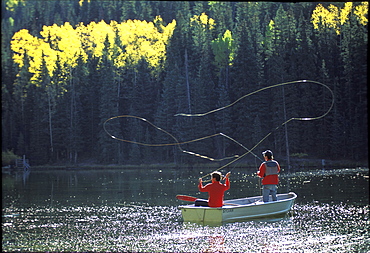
[
  {"x1": 78, "y1": 20, "x2": 116, "y2": 59},
  {"x1": 5, "y1": 0, "x2": 25, "y2": 11},
  {"x1": 116, "y1": 17, "x2": 176, "y2": 74},
  {"x1": 11, "y1": 29, "x2": 54, "y2": 82},
  {"x1": 11, "y1": 29, "x2": 40, "y2": 69},
  {"x1": 52, "y1": 22, "x2": 86, "y2": 67},
  {"x1": 311, "y1": 2, "x2": 368, "y2": 35},
  {"x1": 340, "y1": 2, "x2": 352, "y2": 25},
  {"x1": 11, "y1": 17, "x2": 176, "y2": 82},
  {"x1": 190, "y1": 12, "x2": 215, "y2": 50},
  {"x1": 191, "y1": 12, "x2": 215, "y2": 30},
  {"x1": 354, "y1": 1, "x2": 368, "y2": 26}
]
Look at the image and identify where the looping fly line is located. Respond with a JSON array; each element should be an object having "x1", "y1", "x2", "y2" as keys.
[
  {"x1": 104, "y1": 80, "x2": 334, "y2": 178},
  {"x1": 103, "y1": 115, "x2": 245, "y2": 162}
]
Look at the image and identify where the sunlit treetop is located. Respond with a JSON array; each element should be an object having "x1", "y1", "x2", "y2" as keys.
[
  {"x1": 11, "y1": 17, "x2": 176, "y2": 81},
  {"x1": 76, "y1": 20, "x2": 116, "y2": 59},
  {"x1": 115, "y1": 17, "x2": 176, "y2": 72},
  {"x1": 190, "y1": 12, "x2": 215, "y2": 30},
  {"x1": 354, "y1": 1, "x2": 368, "y2": 26},
  {"x1": 211, "y1": 29, "x2": 235, "y2": 71},
  {"x1": 311, "y1": 2, "x2": 368, "y2": 35},
  {"x1": 268, "y1": 19, "x2": 275, "y2": 31},
  {"x1": 11, "y1": 29, "x2": 57, "y2": 80},
  {"x1": 41, "y1": 22, "x2": 87, "y2": 68},
  {"x1": 339, "y1": 2, "x2": 352, "y2": 25},
  {"x1": 5, "y1": 0, "x2": 25, "y2": 11},
  {"x1": 11, "y1": 29, "x2": 40, "y2": 68},
  {"x1": 78, "y1": 0, "x2": 90, "y2": 7}
]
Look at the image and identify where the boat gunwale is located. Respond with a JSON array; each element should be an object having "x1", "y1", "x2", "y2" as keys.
[{"x1": 178, "y1": 192, "x2": 297, "y2": 210}]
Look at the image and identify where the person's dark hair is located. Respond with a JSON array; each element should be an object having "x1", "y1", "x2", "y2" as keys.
[
  {"x1": 262, "y1": 150, "x2": 273, "y2": 159},
  {"x1": 212, "y1": 171, "x2": 222, "y2": 181}
]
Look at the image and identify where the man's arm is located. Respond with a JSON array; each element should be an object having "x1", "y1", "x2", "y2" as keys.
[
  {"x1": 257, "y1": 163, "x2": 265, "y2": 178},
  {"x1": 198, "y1": 178, "x2": 207, "y2": 192},
  {"x1": 224, "y1": 172, "x2": 231, "y2": 190}
]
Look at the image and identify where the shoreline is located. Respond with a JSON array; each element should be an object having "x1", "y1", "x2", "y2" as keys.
[{"x1": 4, "y1": 158, "x2": 368, "y2": 172}]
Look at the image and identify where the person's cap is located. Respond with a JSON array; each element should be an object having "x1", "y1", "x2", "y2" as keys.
[{"x1": 262, "y1": 150, "x2": 273, "y2": 157}]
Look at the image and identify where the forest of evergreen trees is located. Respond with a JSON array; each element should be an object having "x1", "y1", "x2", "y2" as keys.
[{"x1": 1, "y1": 1, "x2": 368, "y2": 166}]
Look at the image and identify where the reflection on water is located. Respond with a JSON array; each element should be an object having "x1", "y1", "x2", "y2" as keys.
[{"x1": 2, "y1": 167, "x2": 369, "y2": 252}]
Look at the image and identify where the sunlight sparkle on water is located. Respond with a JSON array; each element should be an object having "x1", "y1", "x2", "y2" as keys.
[{"x1": 2, "y1": 167, "x2": 369, "y2": 252}]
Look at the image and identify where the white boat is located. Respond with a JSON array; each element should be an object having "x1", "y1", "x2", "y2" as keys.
[{"x1": 178, "y1": 192, "x2": 297, "y2": 223}]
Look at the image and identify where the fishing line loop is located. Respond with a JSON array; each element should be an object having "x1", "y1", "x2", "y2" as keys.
[
  {"x1": 104, "y1": 80, "x2": 334, "y2": 179},
  {"x1": 104, "y1": 116, "x2": 246, "y2": 162}
]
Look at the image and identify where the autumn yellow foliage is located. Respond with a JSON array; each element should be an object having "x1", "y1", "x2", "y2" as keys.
[
  {"x1": 311, "y1": 2, "x2": 368, "y2": 35},
  {"x1": 10, "y1": 17, "x2": 176, "y2": 82},
  {"x1": 354, "y1": 1, "x2": 368, "y2": 26},
  {"x1": 190, "y1": 12, "x2": 215, "y2": 30}
]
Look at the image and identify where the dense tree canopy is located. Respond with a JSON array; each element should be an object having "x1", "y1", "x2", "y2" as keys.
[{"x1": 1, "y1": 1, "x2": 368, "y2": 166}]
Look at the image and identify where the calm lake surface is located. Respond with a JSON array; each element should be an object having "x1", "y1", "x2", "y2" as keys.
[{"x1": 2, "y1": 166, "x2": 369, "y2": 252}]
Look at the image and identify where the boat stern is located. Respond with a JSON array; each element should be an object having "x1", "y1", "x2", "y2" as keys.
[{"x1": 178, "y1": 205, "x2": 223, "y2": 223}]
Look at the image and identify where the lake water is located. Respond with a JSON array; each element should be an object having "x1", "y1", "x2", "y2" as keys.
[{"x1": 2, "y1": 166, "x2": 369, "y2": 252}]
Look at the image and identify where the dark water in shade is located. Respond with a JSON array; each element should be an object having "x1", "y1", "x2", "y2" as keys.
[{"x1": 2, "y1": 166, "x2": 369, "y2": 252}]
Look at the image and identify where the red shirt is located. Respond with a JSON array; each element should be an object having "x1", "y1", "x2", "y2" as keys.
[
  {"x1": 257, "y1": 160, "x2": 280, "y2": 185},
  {"x1": 198, "y1": 178, "x2": 230, "y2": 207}
]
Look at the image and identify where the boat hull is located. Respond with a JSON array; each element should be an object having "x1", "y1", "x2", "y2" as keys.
[{"x1": 178, "y1": 192, "x2": 297, "y2": 223}]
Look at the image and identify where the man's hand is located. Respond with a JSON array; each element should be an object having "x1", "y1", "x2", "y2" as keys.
[
  {"x1": 199, "y1": 178, "x2": 202, "y2": 183},
  {"x1": 224, "y1": 172, "x2": 231, "y2": 179}
]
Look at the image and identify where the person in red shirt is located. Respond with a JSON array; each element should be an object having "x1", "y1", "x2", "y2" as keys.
[
  {"x1": 257, "y1": 150, "x2": 280, "y2": 202},
  {"x1": 195, "y1": 171, "x2": 231, "y2": 207}
]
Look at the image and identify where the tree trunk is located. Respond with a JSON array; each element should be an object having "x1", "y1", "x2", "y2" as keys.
[
  {"x1": 184, "y1": 49, "x2": 191, "y2": 114},
  {"x1": 48, "y1": 92, "x2": 53, "y2": 154}
]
